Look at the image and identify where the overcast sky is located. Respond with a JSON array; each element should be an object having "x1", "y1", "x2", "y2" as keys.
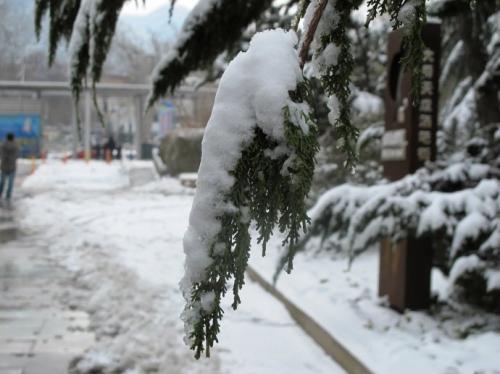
[{"x1": 122, "y1": 0, "x2": 197, "y2": 15}]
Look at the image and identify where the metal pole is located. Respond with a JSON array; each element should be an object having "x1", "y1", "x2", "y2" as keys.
[
  {"x1": 134, "y1": 96, "x2": 143, "y2": 160},
  {"x1": 84, "y1": 90, "x2": 91, "y2": 161},
  {"x1": 71, "y1": 100, "x2": 79, "y2": 158}
]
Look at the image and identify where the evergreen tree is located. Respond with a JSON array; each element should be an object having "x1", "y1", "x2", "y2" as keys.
[
  {"x1": 278, "y1": 0, "x2": 500, "y2": 315},
  {"x1": 34, "y1": 0, "x2": 492, "y2": 358}
]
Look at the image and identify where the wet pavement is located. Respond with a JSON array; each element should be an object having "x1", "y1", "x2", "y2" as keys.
[{"x1": 0, "y1": 204, "x2": 94, "y2": 374}]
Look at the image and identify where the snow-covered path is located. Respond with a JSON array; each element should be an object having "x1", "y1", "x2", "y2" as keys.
[{"x1": 17, "y1": 161, "x2": 342, "y2": 374}]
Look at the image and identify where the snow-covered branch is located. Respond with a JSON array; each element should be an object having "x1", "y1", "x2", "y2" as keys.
[{"x1": 181, "y1": 29, "x2": 318, "y2": 358}]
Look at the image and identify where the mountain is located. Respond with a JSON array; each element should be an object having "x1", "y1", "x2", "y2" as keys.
[{"x1": 119, "y1": 4, "x2": 190, "y2": 45}]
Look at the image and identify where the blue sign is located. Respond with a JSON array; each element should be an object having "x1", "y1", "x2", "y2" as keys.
[{"x1": 0, "y1": 114, "x2": 41, "y2": 157}]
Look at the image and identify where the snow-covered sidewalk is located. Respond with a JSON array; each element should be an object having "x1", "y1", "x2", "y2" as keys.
[
  {"x1": 250, "y1": 237, "x2": 500, "y2": 373},
  {"x1": 17, "y1": 161, "x2": 342, "y2": 374}
]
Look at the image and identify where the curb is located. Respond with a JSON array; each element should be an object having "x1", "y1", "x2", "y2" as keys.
[
  {"x1": 246, "y1": 266, "x2": 372, "y2": 374},
  {"x1": 0, "y1": 218, "x2": 17, "y2": 243}
]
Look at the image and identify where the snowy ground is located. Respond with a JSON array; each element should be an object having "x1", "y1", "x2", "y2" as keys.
[
  {"x1": 251, "y1": 240, "x2": 500, "y2": 373},
  {"x1": 17, "y1": 161, "x2": 341, "y2": 374}
]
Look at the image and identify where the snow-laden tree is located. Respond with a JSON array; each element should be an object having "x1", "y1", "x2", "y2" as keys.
[
  {"x1": 34, "y1": 0, "x2": 493, "y2": 358},
  {"x1": 278, "y1": 0, "x2": 500, "y2": 314}
]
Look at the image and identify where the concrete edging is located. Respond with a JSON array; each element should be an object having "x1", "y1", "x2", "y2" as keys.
[
  {"x1": 0, "y1": 218, "x2": 17, "y2": 243},
  {"x1": 246, "y1": 266, "x2": 372, "y2": 374}
]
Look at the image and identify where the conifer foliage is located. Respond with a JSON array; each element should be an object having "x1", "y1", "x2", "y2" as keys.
[
  {"x1": 35, "y1": 0, "x2": 127, "y2": 103},
  {"x1": 180, "y1": 29, "x2": 318, "y2": 358},
  {"x1": 275, "y1": 162, "x2": 500, "y2": 312},
  {"x1": 147, "y1": 0, "x2": 273, "y2": 107},
  {"x1": 35, "y1": 0, "x2": 81, "y2": 65}
]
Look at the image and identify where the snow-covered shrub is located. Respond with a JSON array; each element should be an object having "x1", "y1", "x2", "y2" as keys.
[{"x1": 277, "y1": 162, "x2": 500, "y2": 312}]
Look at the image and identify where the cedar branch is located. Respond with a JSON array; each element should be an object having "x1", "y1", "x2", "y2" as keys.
[{"x1": 299, "y1": 0, "x2": 328, "y2": 69}]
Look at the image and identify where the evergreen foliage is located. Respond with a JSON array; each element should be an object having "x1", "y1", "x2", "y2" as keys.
[
  {"x1": 185, "y1": 81, "x2": 318, "y2": 358},
  {"x1": 72, "y1": 0, "x2": 126, "y2": 103},
  {"x1": 366, "y1": 0, "x2": 426, "y2": 101},
  {"x1": 316, "y1": 1, "x2": 361, "y2": 168},
  {"x1": 277, "y1": 0, "x2": 500, "y2": 315},
  {"x1": 147, "y1": 0, "x2": 273, "y2": 107},
  {"x1": 275, "y1": 162, "x2": 500, "y2": 310},
  {"x1": 35, "y1": 0, "x2": 81, "y2": 65},
  {"x1": 193, "y1": 0, "x2": 302, "y2": 87}
]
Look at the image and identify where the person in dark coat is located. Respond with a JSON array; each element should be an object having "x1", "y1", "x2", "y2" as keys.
[
  {"x1": 103, "y1": 136, "x2": 117, "y2": 160},
  {"x1": 0, "y1": 133, "x2": 20, "y2": 201}
]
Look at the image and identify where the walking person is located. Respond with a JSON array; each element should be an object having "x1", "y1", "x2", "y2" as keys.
[{"x1": 0, "y1": 133, "x2": 19, "y2": 204}]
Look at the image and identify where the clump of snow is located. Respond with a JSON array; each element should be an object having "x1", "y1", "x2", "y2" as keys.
[
  {"x1": 417, "y1": 198, "x2": 448, "y2": 234},
  {"x1": 449, "y1": 254, "x2": 484, "y2": 285},
  {"x1": 451, "y1": 212, "x2": 490, "y2": 257},
  {"x1": 181, "y1": 29, "x2": 307, "y2": 343}
]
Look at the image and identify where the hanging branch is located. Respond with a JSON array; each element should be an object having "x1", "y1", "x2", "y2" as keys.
[
  {"x1": 181, "y1": 29, "x2": 319, "y2": 359},
  {"x1": 147, "y1": 0, "x2": 273, "y2": 108}
]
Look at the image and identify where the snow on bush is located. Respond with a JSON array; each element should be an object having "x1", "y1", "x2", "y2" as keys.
[
  {"x1": 181, "y1": 29, "x2": 318, "y2": 357},
  {"x1": 277, "y1": 162, "x2": 500, "y2": 310}
]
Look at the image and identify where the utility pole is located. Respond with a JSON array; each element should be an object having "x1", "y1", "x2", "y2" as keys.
[{"x1": 84, "y1": 90, "x2": 91, "y2": 161}]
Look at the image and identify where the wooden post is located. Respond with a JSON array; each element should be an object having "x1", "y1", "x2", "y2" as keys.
[{"x1": 379, "y1": 23, "x2": 441, "y2": 311}]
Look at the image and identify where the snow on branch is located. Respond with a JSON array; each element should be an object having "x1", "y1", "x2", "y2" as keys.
[
  {"x1": 181, "y1": 29, "x2": 318, "y2": 358},
  {"x1": 275, "y1": 163, "x2": 500, "y2": 283},
  {"x1": 302, "y1": 0, "x2": 361, "y2": 168}
]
